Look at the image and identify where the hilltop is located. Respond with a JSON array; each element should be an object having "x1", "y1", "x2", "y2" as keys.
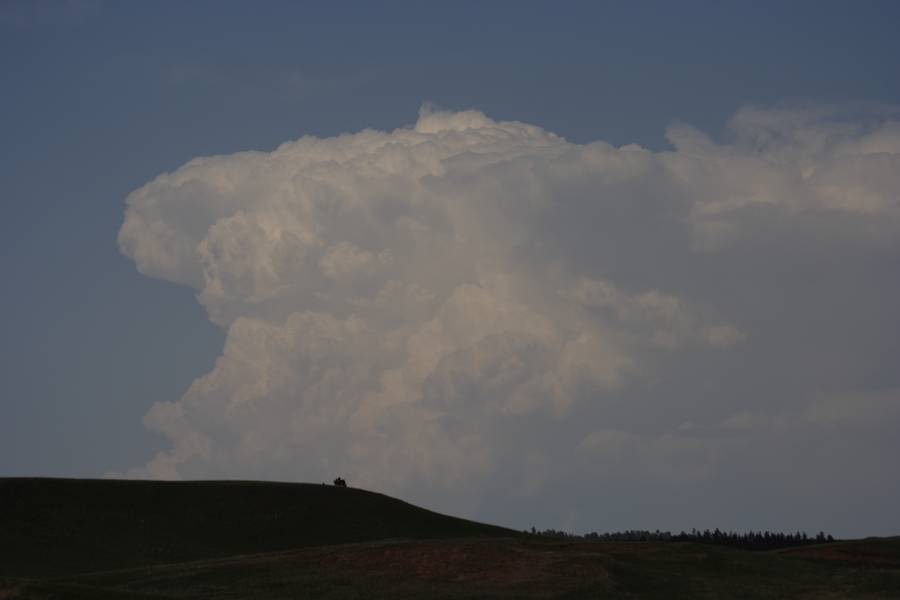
[
  {"x1": 0, "y1": 478, "x2": 513, "y2": 577},
  {"x1": 2, "y1": 478, "x2": 899, "y2": 599}
]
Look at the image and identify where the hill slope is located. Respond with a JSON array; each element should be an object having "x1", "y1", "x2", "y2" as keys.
[
  {"x1": 3, "y1": 478, "x2": 899, "y2": 598},
  {"x1": 0, "y1": 478, "x2": 514, "y2": 577},
  {"x1": 5, "y1": 537, "x2": 900, "y2": 599}
]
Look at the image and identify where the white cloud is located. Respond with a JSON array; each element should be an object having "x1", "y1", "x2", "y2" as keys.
[{"x1": 119, "y1": 104, "x2": 900, "y2": 528}]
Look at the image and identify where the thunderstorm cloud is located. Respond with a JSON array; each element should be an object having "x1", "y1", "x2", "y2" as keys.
[{"x1": 119, "y1": 105, "x2": 900, "y2": 531}]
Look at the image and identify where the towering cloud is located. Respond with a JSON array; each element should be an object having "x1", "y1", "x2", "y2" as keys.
[{"x1": 119, "y1": 105, "x2": 900, "y2": 531}]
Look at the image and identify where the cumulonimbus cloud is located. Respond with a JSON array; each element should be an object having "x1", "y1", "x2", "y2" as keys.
[{"x1": 118, "y1": 104, "x2": 900, "y2": 529}]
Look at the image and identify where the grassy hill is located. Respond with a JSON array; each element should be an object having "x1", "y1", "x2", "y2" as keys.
[
  {"x1": 2, "y1": 478, "x2": 899, "y2": 599},
  {"x1": 0, "y1": 478, "x2": 513, "y2": 577}
]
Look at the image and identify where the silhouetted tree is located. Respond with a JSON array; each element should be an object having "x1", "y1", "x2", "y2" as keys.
[
  {"x1": 333, "y1": 477, "x2": 347, "y2": 487},
  {"x1": 547, "y1": 527, "x2": 838, "y2": 551}
]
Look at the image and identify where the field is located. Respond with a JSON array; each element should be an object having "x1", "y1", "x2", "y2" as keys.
[{"x1": 2, "y1": 479, "x2": 899, "y2": 599}]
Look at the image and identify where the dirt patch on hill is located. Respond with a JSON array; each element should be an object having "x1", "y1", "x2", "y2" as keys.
[
  {"x1": 781, "y1": 544, "x2": 900, "y2": 566},
  {"x1": 312, "y1": 538, "x2": 611, "y2": 590}
]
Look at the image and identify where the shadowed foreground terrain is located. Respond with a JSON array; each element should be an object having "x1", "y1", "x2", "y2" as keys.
[{"x1": 2, "y1": 479, "x2": 899, "y2": 599}]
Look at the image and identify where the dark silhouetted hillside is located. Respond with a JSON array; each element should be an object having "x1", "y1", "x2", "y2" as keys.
[
  {"x1": 3, "y1": 478, "x2": 900, "y2": 599},
  {"x1": 0, "y1": 478, "x2": 514, "y2": 577}
]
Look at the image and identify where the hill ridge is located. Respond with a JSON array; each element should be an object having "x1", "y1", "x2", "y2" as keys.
[{"x1": 0, "y1": 477, "x2": 515, "y2": 578}]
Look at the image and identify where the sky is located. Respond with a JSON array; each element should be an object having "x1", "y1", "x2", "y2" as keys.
[{"x1": 2, "y1": 1, "x2": 900, "y2": 538}]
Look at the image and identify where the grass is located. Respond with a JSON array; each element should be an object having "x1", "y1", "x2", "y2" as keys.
[{"x1": 2, "y1": 478, "x2": 899, "y2": 598}]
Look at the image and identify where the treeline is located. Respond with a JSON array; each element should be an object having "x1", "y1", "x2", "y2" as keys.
[{"x1": 528, "y1": 527, "x2": 836, "y2": 551}]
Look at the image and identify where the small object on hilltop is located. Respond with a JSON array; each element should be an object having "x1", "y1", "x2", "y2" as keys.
[{"x1": 333, "y1": 477, "x2": 347, "y2": 487}]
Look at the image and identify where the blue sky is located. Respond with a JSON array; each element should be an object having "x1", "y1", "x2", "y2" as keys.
[{"x1": 3, "y1": 1, "x2": 900, "y2": 536}]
